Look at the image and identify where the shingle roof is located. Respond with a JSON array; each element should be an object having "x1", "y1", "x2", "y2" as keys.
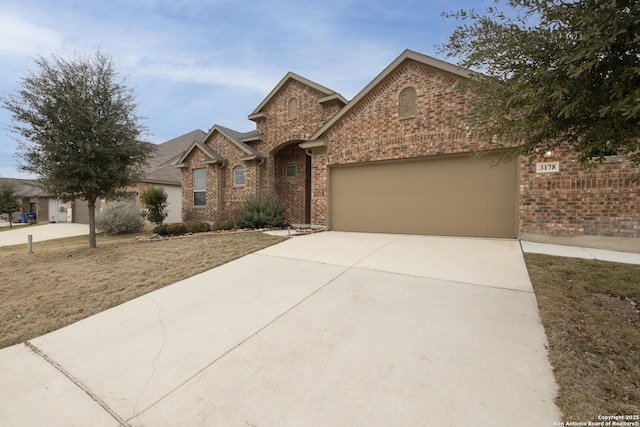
[
  {"x1": 0, "y1": 178, "x2": 48, "y2": 198},
  {"x1": 142, "y1": 129, "x2": 206, "y2": 185}
]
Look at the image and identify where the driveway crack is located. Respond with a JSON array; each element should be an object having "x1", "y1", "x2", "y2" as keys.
[{"x1": 131, "y1": 295, "x2": 167, "y2": 419}]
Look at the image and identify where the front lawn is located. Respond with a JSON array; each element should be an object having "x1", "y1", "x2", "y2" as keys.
[
  {"x1": 0, "y1": 232, "x2": 285, "y2": 349},
  {"x1": 525, "y1": 254, "x2": 640, "y2": 421}
]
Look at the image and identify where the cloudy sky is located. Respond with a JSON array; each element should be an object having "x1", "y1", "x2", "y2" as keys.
[{"x1": 0, "y1": 0, "x2": 486, "y2": 178}]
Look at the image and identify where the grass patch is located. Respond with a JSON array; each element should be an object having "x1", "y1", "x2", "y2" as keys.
[
  {"x1": 0, "y1": 232, "x2": 286, "y2": 349},
  {"x1": 525, "y1": 254, "x2": 640, "y2": 421}
]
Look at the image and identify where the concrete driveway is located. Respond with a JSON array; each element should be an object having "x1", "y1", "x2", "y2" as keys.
[
  {"x1": 0, "y1": 232, "x2": 561, "y2": 426},
  {"x1": 0, "y1": 223, "x2": 90, "y2": 247}
]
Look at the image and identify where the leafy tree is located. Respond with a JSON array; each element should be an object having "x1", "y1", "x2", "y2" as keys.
[
  {"x1": 139, "y1": 186, "x2": 168, "y2": 226},
  {"x1": 2, "y1": 51, "x2": 154, "y2": 247},
  {"x1": 440, "y1": 0, "x2": 640, "y2": 167},
  {"x1": 0, "y1": 180, "x2": 21, "y2": 228}
]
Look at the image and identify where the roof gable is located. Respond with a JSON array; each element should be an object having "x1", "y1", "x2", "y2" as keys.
[
  {"x1": 308, "y1": 50, "x2": 475, "y2": 141},
  {"x1": 204, "y1": 125, "x2": 265, "y2": 160},
  {"x1": 175, "y1": 140, "x2": 225, "y2": 167},
  {"x1": 249, "y1": 72, "x2": 346, "y2": 120}
]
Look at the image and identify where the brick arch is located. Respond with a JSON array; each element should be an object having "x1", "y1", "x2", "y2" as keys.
[{"x1": 271, "y1": 140, "x2": 311, "y2": 224}]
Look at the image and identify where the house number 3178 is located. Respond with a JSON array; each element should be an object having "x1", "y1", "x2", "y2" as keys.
[{"x1": 536, "y1": 162, "x2": 560, "y2": 173}]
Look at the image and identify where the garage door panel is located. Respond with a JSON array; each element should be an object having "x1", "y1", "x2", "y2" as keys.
[{"x1": 328, "y1": 152, "x2": 517, "y2": 238}]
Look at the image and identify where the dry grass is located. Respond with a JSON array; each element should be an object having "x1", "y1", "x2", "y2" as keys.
[
  {"x1": 0, "y1": 231, "x2": 286, "y2": 349},
  {"x1": 525, "y1": 254, "x2": 640, "y2": 421}
]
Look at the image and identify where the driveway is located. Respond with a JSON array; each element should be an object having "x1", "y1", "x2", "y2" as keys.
[
  {"x1": 0, "y1": 232, "x2": 561, "y2": 426},
  {"x1": 0, "y1": 223, "x2": 90, "y2": 247}
]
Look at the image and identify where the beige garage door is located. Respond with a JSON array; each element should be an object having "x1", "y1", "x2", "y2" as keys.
[
  {"x1": 72, "y1": 199, "x2": 95, "y2": 224},
  {"x1": 328, "y1": 152, "x2": 517, "y2": 238}
]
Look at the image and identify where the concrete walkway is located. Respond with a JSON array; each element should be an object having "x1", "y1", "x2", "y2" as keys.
[
  {"x1": 0, "y1": 232, "x2": 561, "y2": 426},
  {"x1": 0, "y1": 222, "x2": 90, "y2": 247},
  {"x1": 521, "y1": 240, "x2": 640, "y2": 265}
]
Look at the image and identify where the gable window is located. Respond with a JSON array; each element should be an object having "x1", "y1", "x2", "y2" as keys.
[
  {"x1": 399, "y1": 87, "x2": 417, "y2": 118},
  {"x1": 193, "y1": 168, "x2": 206, "y2": 206},
  {"x1": 233, "y1": 165, "x2": 246, "y2": 186},
  {"x1": 285, "y1": 164, "x2": 296, "y2": 178},
  {"x1": 288, "y1": 97, "x2": 298, "y2": 120}
]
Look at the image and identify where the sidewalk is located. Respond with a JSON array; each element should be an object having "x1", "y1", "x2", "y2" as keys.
[{"x1": 520, "y1": 240, "x2": 640, "y2": 265}]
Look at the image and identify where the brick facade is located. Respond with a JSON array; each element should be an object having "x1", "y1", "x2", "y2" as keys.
[
  {"x1": 177, "y1": 50, "x2": 639, "y2": 249},
  {"x1": 520, "y1": 155, "x2": 639, "y2": 239},
  {"x1": 178, "y1": 73, "x2": 340, "y2": 224}
]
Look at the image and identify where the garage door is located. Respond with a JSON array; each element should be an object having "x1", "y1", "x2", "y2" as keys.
[
  {"x1": 72, "y1": 199, "x2": 95, "y2": 224},
  {"x1": 328, "y1": 152, "x2": 517, "y2": 238}
]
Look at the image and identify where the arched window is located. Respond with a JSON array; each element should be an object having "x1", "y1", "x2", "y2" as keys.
[
  {"x1": 399, "y1": 87, "x2": 417, "y2": 118},
  {"x1": 288, "y1": 97, "x2": 298, "y2": 120},
  {"x1": 233, "y1": 165, "x2": 246, "y2": 186}
]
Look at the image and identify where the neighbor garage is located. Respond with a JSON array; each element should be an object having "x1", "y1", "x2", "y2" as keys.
[{"x1": 328, "y1": 151, "x2": 518, "y2": 238}]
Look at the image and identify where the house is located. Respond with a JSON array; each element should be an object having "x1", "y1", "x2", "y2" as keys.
[
  {"x1": 67, "y1": 130, "x2": 206, "y2": 224},
  {"x1": 128, "y1": 129, "x2": 206, "y2": 224},
  {"x1": 177, "y1": 49, "x2": 640, "y2": 252},
  {"x1": 0, "y1": 178, "x2": 68, "y2": 223}
]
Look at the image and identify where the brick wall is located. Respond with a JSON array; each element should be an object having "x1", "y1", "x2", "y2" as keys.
[
  {"x1": 180, "y1": 149, "x2": 219, "y2": 222},
  {"x1": 250, "y1": 78, "x2": 335, "y2": 221},
  {"x1": 520, "y1": 154, "x2": 640, "y2": 239},
  {"x1": 274, "y1": 143, "x2": 309, "y2": 223},
  {"x1": 311, "y1": 60, "x2": 488, "y2": 225}
]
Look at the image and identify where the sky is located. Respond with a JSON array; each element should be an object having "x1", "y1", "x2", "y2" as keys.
[{"x1": 0, "y1": 0, "x2": 487, "y2": 179}]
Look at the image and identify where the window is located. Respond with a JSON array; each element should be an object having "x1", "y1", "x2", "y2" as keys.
[
  {"x1": 193, "y1": 168, "x2": 206, "y2": 206},
  {"x1": 233, "y1": 165, "x2": 246, "y2": 186},
  {"x1": 285, "y1": 164, "x2": 296, "y2": 178},
  {"x1": 399, "y1": 87, "x2": 417, "y2": 118},
  {"x1": 288, "y1": 97, "x2": 298, "y2": 120}
]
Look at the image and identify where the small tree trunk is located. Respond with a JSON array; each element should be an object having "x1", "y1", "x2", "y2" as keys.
[{"x1": 87, "y1": 198, "x2": 97, "y2": 249}]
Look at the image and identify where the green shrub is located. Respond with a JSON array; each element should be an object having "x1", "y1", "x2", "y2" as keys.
[
  {"x1": 166, "y1": 223, "x2": 187, "y2": 236},
  {"x1": 235, "y1": 194, "x2": 285, "y2": 229},
  {"x1": 212, "y1": 219, "x2": 234, "y2": 231},
  {"x1": 96, "y1": 201, "x2": 145, "y2": 235},
  {"x1": 153, "y1": 224, "x2": 168, "y2": 236},
  {"x1": 187, "y1": 220, "x2": 210, "y2": 233},
  {"x1": 139, "y1": 187, "x2": 168, "y2": 225}
]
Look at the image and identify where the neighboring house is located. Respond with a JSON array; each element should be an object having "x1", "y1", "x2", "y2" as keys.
[
  {"x1": 70, "y1": 130, "x2": 205, "y2": 224},
  {"x1": 0, "y1": 178, "x2": 68, "y2": 223},
  {"x1": 177, "y1": 49, "x2": 639, "y2": 251},
  {"x1": 129, "y1": 129, "x2": 206, "y2": 224}
]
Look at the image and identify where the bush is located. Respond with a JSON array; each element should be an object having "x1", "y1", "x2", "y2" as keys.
[
  {"x1": 96, "y1": 201, "x2": 145, "y2": 235},
  {"x1": 153, "y1": 224, "x2": 168, "y2": 236},
  {"x1": 166, "y1": 223, "x2": 187, "y2": 236},
  {"x1": 139, "y1": 187, "x2": 168, "y2": 225},
  {"x1": 187, "y1": 220, "x2": 210, "y2": 233},
  {"x1": 212, "y1": 219, "x2": 234, "y2": 231},
  {"x1": 235, "y1": 194, "x2": 285, "y2": 229}
]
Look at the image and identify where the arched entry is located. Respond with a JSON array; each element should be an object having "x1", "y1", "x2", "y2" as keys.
[{"x1": 272, "y1": 141, "x2": 311, "y2": 224}]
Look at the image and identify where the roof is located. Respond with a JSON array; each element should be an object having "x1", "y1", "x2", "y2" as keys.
[
  {"x1": 249, "y1": 72, "x2": 347, "y2": 120},
  {"x1": 142, "y1": 129, "x2": 207, "y2": 185},
  {"x1": 0, "y1": 178, "x2": 48, "y2": 198},
  {"x1": 308, "y1": 50, "x2": 475, "y2": 142}
]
